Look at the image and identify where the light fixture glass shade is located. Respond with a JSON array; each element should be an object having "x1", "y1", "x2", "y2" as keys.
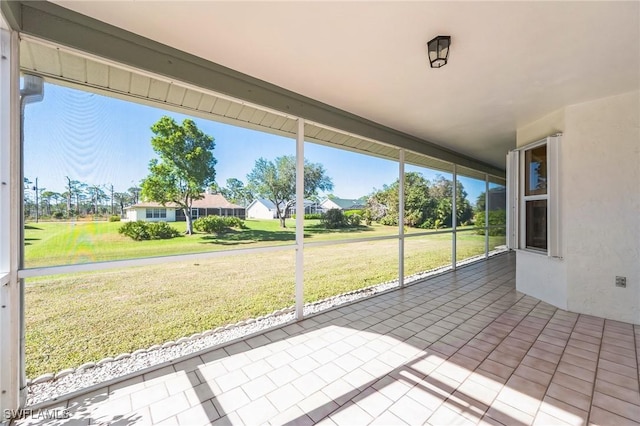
[{"x1": 427, "y1": 36, "x2": 451, "y2": 68}]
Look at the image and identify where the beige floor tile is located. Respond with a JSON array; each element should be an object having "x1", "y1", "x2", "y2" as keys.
[
  {"x1": 267, "y1": 383, "x2": 306, "y2": 412},
  {"x1": 594, "y1": 378, "x2": 640, "y2": 406},
  {"x1": 588, "y1": 406, "x2": 640, "y2": 426},
  {"x1": 148, "y1": 392, "x2": 189, "y2": 424},
  {"x1": 297, "y1": 391, "x2": 340, "y2": 422},
  {"x1": 329, "y1": 402, "x2": 373, "y2": 426},
  {"x1": 130, "y1": 383, "x2": 169, "y2": 411},
  {"x1": 211, "y1": 387, "x2": 250, "y2": 414},
  {"x1": 268, "y1": 405, "x2": 314, "y2": 426},
  {"x1": 175, "y1": 401, "x2": 219, "y2": 426},
  {"x1": 538, "y1": 396, "x2": 588, "y2": 426},
  {"x1": 235, "y1": 396, "x2": 279, "y2": 425},
  {"x1": 388, "y1": 394, "x2": 434, "y2": 425},
  {"x1": 591, "y1": 391, "x2": 640, "y2": 422}
]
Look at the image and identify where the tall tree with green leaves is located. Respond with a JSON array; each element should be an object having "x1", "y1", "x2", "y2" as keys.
[
  {"x1": 247, "y1": 155, "x2": 333, "y2": 228},
  {"x1": 367, "y1": 172, "x2": 434, "y2": 227},
  {"x1": 429, "y1": 175, "x2": 473, "y2": 227},
  {"x1": 222, "y1": 178, "x2": 254, "y2": 207},
  {"x1": 141, "y1": 116, "x2": 217, "y2": 235}
]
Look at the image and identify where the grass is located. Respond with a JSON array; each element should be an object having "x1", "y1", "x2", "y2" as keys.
[
  {"x1": 24, "y1": 219, "x2": 505, "y2": 377},
  {"x1": 24, "y1": 219, "x2": 406, "y2": 267}
]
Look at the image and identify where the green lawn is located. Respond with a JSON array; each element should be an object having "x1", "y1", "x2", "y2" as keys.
[
  {"x1": 24, "y1": 219, "x2": 407, "y2": 267},
  {"x1": 24, "y1": 219, "x2": 504, "y2": 377}
]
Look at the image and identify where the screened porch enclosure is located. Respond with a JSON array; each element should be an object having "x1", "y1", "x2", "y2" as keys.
[{"x1": 6, "y1": 30, "x2": 508, "y2": 408}]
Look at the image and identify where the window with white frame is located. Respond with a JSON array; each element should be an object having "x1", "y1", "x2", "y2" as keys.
[
  {"x1": 507, "y1": 134, "x2": 561, "y2": 257},
  {"x1": 524, "y1": 144, "x2": 548, "y2": 250},
  {"x1": 145, "y1": 208, "x2": 166, "y2": 219}
]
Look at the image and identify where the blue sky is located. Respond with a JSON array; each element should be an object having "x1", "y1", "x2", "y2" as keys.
[{"x1": 24, "y1": 83, "x2": 486, "y2": 203}]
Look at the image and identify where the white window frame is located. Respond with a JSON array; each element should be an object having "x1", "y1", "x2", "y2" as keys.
[
  {"x1": 508, "y1": 134, "x2": 562, "y2": 258},
  {"x1": 146, "y1": 208, "x2": 166, "y2": 219}
]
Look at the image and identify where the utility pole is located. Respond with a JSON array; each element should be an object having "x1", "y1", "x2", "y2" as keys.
[
  {"x1": 109, "y1": 184, "x2": 114, "y2": 215},
  {"x1": 32, "y1": 177, "x2": 38, "y2": 223}
]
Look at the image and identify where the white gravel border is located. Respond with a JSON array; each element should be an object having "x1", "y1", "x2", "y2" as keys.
[{"x1": 27, "y1": 249, "x2": 507, "y2": 406}]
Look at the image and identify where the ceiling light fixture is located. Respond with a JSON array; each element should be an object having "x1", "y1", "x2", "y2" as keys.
[{"x1": 427, "y1": 35, "x2": 451, "y2": 68}]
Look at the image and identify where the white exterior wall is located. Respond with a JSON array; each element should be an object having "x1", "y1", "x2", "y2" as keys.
[
  {"x1": 562, "y1": 91, "x2": 639, "y2": 324},
  {"x1": 126, "y1": 209, "x2": 138, "y2": 221},
  {"x1": 320, "y1": 199, "x2": 340, "y2": 211},
  {"x1": 516, "y1": 252, "x2": 567, "y2": 310},
  {"x1": 247, "y1": 203, "x2": 275, "y2": 219},
  {"x1": 126, "y1": 208, "x2": 176, "y2": 222},
  {"x1": 515, "y1": 91, "x2": 640, "y2": 324}
]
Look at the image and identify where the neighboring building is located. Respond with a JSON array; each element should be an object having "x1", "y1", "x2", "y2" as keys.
[
  {"x1": 125, "y1": 193, "x2": 245, "y2": 222},
  {"x1": 247, "y1": 198, "x2": 322, "y2": 219},
  {"x1": 246, "y1": 198, "x2": 278, "y2": 219},
  {"x1": 320, "y1": 197, "x2": 366, "y2": 212}
]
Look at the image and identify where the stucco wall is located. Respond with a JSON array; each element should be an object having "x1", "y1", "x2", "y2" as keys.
[
  {"x1": 562, "y1": 91, "x2": 639, "y2": 323},
  {"x1": 247, "y1": 203, "x2": 274, "y2": 219},
  {"x1": 516, "y1": 252, "x2": 567, "y2": 310},
  {"x1": 127, "y1": 208, "x2": 176, "y2": 222},
  {"x1": 515, "y1": 91, "x2": 640, "y2": 324},
  {"x1": 516, "y1": 108, "x2": 565, "y2": 148}
]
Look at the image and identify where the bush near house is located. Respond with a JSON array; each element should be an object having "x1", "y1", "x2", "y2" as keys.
[
  {"x1": 322, "y1": 209, "x2": 347, "y2": 229},
  {"x1": 193, "y1": 215, "x2": 245, "y2": 235},
  {"x1": 474, "y1": 210, "x2": 507, "y2": 235},
  {"x1": 291, "y1": 213, "x2": 323, "y2": 220},
  {"x1": 118, "y1": 221, "x2": 181, "y2": 241},
  {"x1": 322, "y1": 209, "x2": 362, "y2": 228},
  {"x1": 108, "y1": 215, "x2": 121, "y2": 222}
]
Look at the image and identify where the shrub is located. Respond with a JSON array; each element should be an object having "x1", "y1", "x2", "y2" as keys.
[
  {"x1": 193, "y1": 215, "x2": 245, "y2": 234},
  {"x1": 291, "y1": 213, "x2": 323, "y2": 220},
  {"x1": 344, "y1": 210, "x2": 364, "y2": 217},
  {"x1": 473, "y1": 210, "x2": 507, "y2": 235},
  {"x1": 362, "y1": 209, "x2": 373, "y2": 226},
  {"x1": 379, "y1": 214, "x2": 398, "y2": 226},
  {"x1": 52, "y1": 212, "x2": 64, "y2": 220},
  {"x1": 109, "y1": 215, "x2": 121, "y2": 222},
  {"x1": 193, "y1": 216, "x2": 226, "y2": 234},
  {"x1": 147, "y1": 222, "x2": 181, "y2": 239},
  {"x1": 222, "y1": 216, "x2": 245, "y2": 229},
  {"x1": 322, "y1": 209, "x2": 347, "y2": 229},
  {"x1": 118, "y1": 221, "x2": 180, "y2": 241},
  {"x1": 346, "y1": 213, "x2": 361, "y2": 227}
]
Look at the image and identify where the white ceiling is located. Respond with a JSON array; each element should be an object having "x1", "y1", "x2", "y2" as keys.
[{"x1": 52, "y1": 1, "x2": 640, "y2": 169}]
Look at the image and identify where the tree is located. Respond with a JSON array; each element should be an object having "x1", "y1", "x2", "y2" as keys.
[
  {"x1": 247, "y1": 155, "x2": 333, "y2": 228},
  {"x1": 429, "y1": 176, "x2": 473, "y2": 227},
  {"x1": 221, "y1": 178, "x2": 253, "y2": 207},
  {"x1": 65, "y1": 177, "x2": 85, "y2": 217},
  {"x1": 127, "y1": 186, "x2": 141, "y2": 205},
  {"x1": 367, "y1": 172, "x2": 433, "y2": 227},
  {"x1": 113, "y1": 192, "x2": 132, "y2": 216},
  {"x1": 475, "y1": 191, "x2": 486, "y2": 212},
  {"x1": 141, "y1": 116, "x2": 216, "y2": 235},
  {"x1": 40, "y1": 190, "x2": 59, "y2": 216},
  {"x1": 87, "y1": 184, "x2": 107, "y2": 215}
]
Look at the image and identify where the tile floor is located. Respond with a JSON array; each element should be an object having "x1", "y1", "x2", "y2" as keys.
[{"x1": 15, "y1": 252, "x2": 640, "y2": 425}]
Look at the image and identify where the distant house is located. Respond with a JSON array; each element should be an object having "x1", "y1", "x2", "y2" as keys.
[
  {"x1": 246, "y1": 198, "x2": 278, "y2": 219},
  {"x1": 320, "y1": 197, "x2": 366, "y2": 212},
  {"x1": 247, "y1": 198, "x2": 322, "y2": 220},
  {"x1": 125, "y1": 193, "x2": 245, "y2": 222}
]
